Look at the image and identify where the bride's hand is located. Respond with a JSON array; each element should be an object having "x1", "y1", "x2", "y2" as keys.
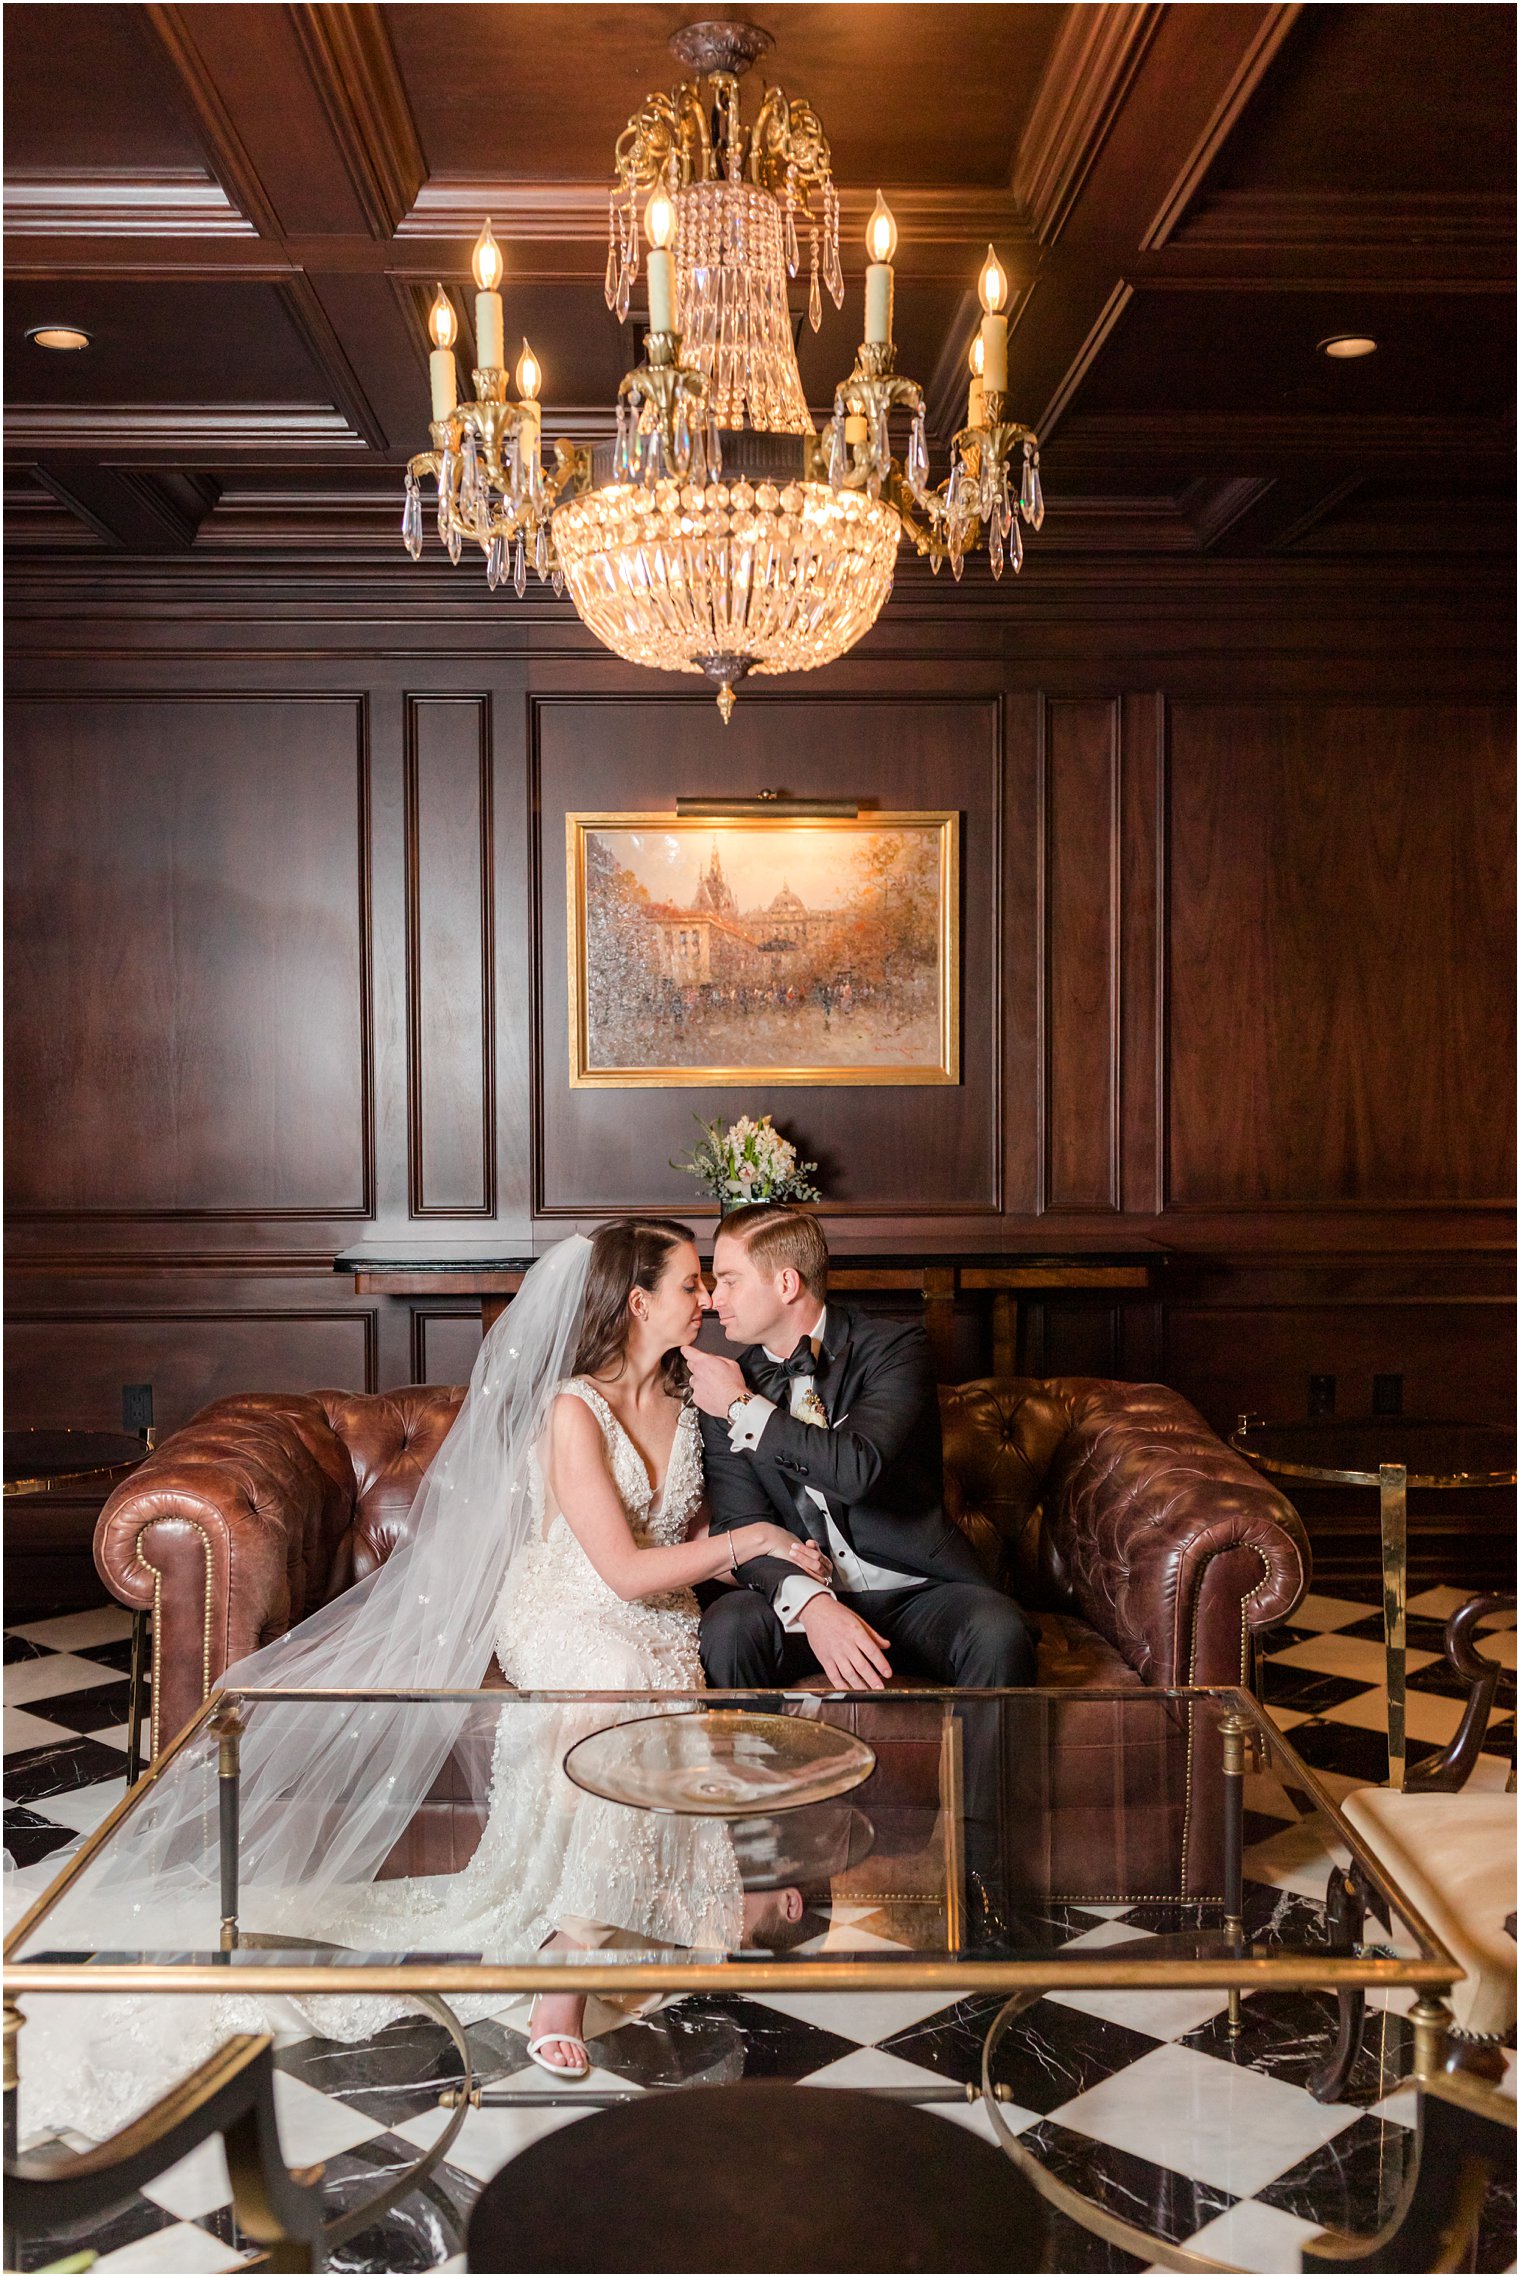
[{"x1": 742, "y1": 1523, "x2": 832, "y2": 1581}]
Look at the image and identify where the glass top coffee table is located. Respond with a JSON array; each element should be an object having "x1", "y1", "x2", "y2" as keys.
[{"x1": 5, "y1": 1685, "x2": 1463, "y2": 2272}]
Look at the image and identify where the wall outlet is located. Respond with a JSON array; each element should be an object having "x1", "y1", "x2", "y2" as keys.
[
  {"x1": 1372, "y1": 1373, "x2": 1404, "y2": 1416},
  {"x1": 122, "y1": 1383, "x2": 154, "y2": 1435},
  {"x1": 1308, "y1": 1374, "x2": 1336, "y2": 1417}
]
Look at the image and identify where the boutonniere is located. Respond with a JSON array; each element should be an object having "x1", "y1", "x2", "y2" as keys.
[{"x1": 797, "y1": 1389, "x2": 829, "y2": 1429}]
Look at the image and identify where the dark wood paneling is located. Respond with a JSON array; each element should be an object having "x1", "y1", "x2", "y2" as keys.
[
  {"x1": 410, "y1": 1305, "x2": 483, "y2": 1389},
  {"x1": 4, "y1": 693, "x2": 373, "y2": 1218},
  {"x1": 5, "y1": 1306, "x2": 376, "y2": 1433},
  {"x1": 1166, "y1": 702, "x2": 1516, "y2": 1207},
  {"x1": 1044, "y1": 696, "x2": 1121, "y2": 1209},
  {"x1": 531, "y1": 692, "x2": 1003, "y2": 1217},
  {"x1": 404, "y1": 694, "x2": 494, "y2": 1216}
]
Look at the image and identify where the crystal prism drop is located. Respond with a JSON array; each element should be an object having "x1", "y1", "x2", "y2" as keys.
[
  {"x1": 615, "y1": 261, "x2": 631, "y2": 324},
  {"x1": 460, "y1": 432, "x2": 478, "y2": 513},
  {"x1": 930, "y1": 550, "x2": 941, "y2": 575},
  {"x1": 906, "y1": 418, "x2": 928, "y2": 498},
  {"x1": 513, "y1": 534, "x2": 527, "y2": 598},
  {"x1": 1020, "y1": 444, "x2": 1035, "y2": 521},
  {"x1": 446, "y1": 524, "x2": 462, "y2": 566},
  {"x1": 1009, "y1": 512, "x2": 1023, "y2": 572},
  {"x1": 706, "y1": 417, "x2": 723, "y2": 479},
  {"x1": 989, "y1": 512, "x2": 1003, "y2": 580},
  {"x1": 674, "y1": 395, "x2": 691, "y2": 475},
  {"x1": 604, "y1": 204, "x2": 618, "y2": 310},
  {"x1": 951, "y1": 546, "x2": 964, "y2": 583},
  {"x1": 535, "y1": 521, "x2": 550, "y2": 580},
  {"x1": 401, "y1": 480, "x2": 423, "y2": 561},
  {"x1": 552, "y1": 563, "x2": 565, "y2": 598},
  {"x1": 875, "y1": 406, "x2": 890, "y2": 465},
  {"x1": 486, "y1": 532, "x2": 506, "y2": 589},
  {"x1": 827, "y1": 415, "x2": 847, "y2": 489},
  {"x1": 1030, "y1": 459, "x2": 1044, "y2": 530},
  {"x1": 808, "y1": 244, "x2": 822, "y2": 333},
  {"x1": 614, "y1": 409, "x2": 631, "y2": 482},
  {"x1": 784, "y1": 205, "x2": 799, "y2": 278}
]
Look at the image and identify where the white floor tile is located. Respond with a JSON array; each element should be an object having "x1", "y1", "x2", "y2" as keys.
[
  {"x1": 932, "y1": 2092, "x2": 1033, "y2": 2146},
  {"x1": 1242, "y1": 1770, "x2": 1299, "y2": 1822},
  {"x1": 10, "y1": 1607, "x2": 134, "y2": 1651},
  {"x1": 1272, "y1": 1634, "x2": 1434, "y2": 1684},
  {"x1": 3, "y1": 1652, "x2": 124, "y2": 1708},
  {"x1": 1476, "y1": 1627, "x2": 1516, "y2": 1669},
  {"x1": 1056, "y1": 1919, "x2": 1158, "y2": 1954},
  {"x1": 1371, "y1": 2083, "x2": 1420, "y2": 2129},
  {"x1": 141, "y1": 2133, "x2": 232, "y2": 2220},
  {"x1": 746, "y1": 1985, "x2": 962, "y2": 2042},
  {"x1": 800, "y1": 2044, "x2": 960, "y2": 2094},
  {"x1": 1408, "y1": 1586, "x2": 1485, "y2": 1621},
  {"x1": 1292, "y1": 1594, "x2": 1383, "y2": 1634},
  {"x1": 4, "y1": 1706, "x2": 73, "y2": 1752},
  {"x1": 1477, "y1": 1607, "x2": 1517, "y2": 1632},
  {"x1": 271, "y1": 2067, "x2": 387, "y2": 2160},
  {"x1": 1045, "y1": 1980, "x2": 1233, "y2": 2043},
  {"x1": 1051, "y1": 2041, "x2": 1358, "y2": 2197},
  {"x1": 1186, "y1": 2198, "x2": 1324, "y2": 2273},
  {"x1": 397, "y1": 2081, "x2": 596, "y2": 2183},
  {"x1": 1242, "y1": 1814, "x2": 1346, "y2": 1899},
  {"x1": 94, "y1": 2220, "x2": 243, "y2": 2273},
  {"x1": 1265, "y1": 1705, "x2": 1313, "y2": 1730},
  {"x1": 34, "y1": 1777, "x2": 127, "y2": 1835},
  {"x1": 1321, "y1": 1686, "x2": 1465, "y2": 1745},
  {"x1": 1461, "y1": 1751, "x2": 1519, "y2": 1792}
]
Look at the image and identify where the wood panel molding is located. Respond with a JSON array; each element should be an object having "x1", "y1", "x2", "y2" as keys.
[
  {"x1": 3, "y1": 405, "x2": 368, "y2": 454},
  {"x1": 1013, "y1": 4, "x2": 1164, "y2": 246},
  {"x1": 288, "y1": 4, "x2": 425, "y2": 241},
  {"x1": 404, "y1": 695, "x2": 496, "y2": 1218},
  {"x1": 1042, "y1": 697, "x2": 1123, "y2": 1213},
  {"x1": 3, "y1": 169, "x2": 255, "y2": 237},
  {"x1": 1176, "y1": 188, "x2": 1519, "y2": 253},
  {"x1": 144, "y1": 4, "x2": 284, "y2": 241},
  {"x1": 1036, "y1": 280, "x2": 1135, "y2": 440},
  {"x1": 1141, "y1": 4, "x2": 1305, "y2": 251}
]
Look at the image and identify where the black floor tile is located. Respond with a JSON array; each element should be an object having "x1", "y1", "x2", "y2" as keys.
[
  {"x1": 276, "y1": 2012, "x2": 508, "y2": 2127},
  {"x1": 1180, "y1": 1988, "x2": 1413, "y2": 2105},
  {"x1": 3, "y1": 1734, "x2": 127, "y2": 1806},
  {"x1": 1258, "y1": 2111, "x2": 1416, "y2": 2233},
  {"x1": 1241, "y1": 1878, "x2": 1330, "y2": 1947},
  {"x1": 1407, "y1": 1657, "x2": 1515, "y2": 1712},
  {"x1": 1017, "y1": 2117, "x2": 1236, "y2": 2248},
  {"x1": 1336, "y1": 1612, "x2": 1452, "y2": 1652},
  {"x1": 206, "y1": 2132, "x2": 478, "y2": 2275},
  {"x1": 1284, "y1": 1718, "x2": 1445, "y2": 1786},
  {"x1": 662, "y1": 1991, "x2": 864, "y2": 2080},
  {"x1": 3, "y1": 1636, "x2": 51, "y2": 1664},
  {"x1": 23, "y1": 1677, "x2": 135, "y2": 1734},
  {"x1": 969, "y1": 1995, "x2": 1160, "y2": 2115},
  {"x1": 11, "y1": 2181, "x2": 174, "y2": 2272},
  {"x1": 1260, "y1": 1662, "x2": 1370, "y2": 1714},
  {"x1": 2, "y1": 1805, "x2": 77, "y2": 1869},
  {"x1": 68, "y1": 1635, "x2": 137, "y2": 1674},
  {"x1": 1476, "y1": 2165, "x2": 1518, "y2": 2275}
]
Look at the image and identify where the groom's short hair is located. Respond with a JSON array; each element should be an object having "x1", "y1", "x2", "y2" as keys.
[{"x1": 717, "y1": 1203, "x2": 829, "y2": 1298}]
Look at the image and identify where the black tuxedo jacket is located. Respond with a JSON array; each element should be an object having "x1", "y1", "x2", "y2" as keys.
[{"x1": 696, "y1": 1303, "x2": 987, "y2": 1599}]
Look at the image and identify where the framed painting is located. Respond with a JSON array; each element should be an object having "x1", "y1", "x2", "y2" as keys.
[{"x1": 566, "y1": 812, "x2": 960, "y2": 1087}]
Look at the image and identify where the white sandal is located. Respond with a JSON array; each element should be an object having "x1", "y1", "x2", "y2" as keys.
[{"x1": 526, "y1": 2031, "x2": 591, "y2": 2081}]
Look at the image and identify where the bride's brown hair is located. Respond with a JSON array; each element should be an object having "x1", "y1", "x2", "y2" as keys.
[{"x1": 572, "y1": 1218, "x2": 700, "y2": 1398}]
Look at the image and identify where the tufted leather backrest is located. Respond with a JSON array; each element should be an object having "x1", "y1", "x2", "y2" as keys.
[
  {"x1": 313, "y1": 1377, "x2": 1089, "y2": 1611},
  {"x1": 316, "y1": 1387, "x2": 465, "y2": 1599}
]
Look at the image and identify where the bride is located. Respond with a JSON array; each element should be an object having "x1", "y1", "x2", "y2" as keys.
[{"x1": 13, "y1": 1219, "x2": 828, "y2": 2134}]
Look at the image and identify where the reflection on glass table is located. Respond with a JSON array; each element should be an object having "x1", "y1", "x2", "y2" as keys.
[{"x1": 5, "y1": 1685, "x2": 1465, "y2": 2273}]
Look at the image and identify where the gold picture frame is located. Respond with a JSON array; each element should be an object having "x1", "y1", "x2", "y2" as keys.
[{"x1": 566, "y1": 811, "x2": 960, "y2": 1088}]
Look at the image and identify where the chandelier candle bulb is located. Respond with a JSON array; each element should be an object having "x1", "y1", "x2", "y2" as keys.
[
  {"x1": 427, "y1": 287, "x2": 458, "y2": 420},
  {"x1": 515, "y1": 339, "x2": 542, "y2": 447},
  {"x1": 644, "y1": 187, "x2": 678, "y2": 334},
  {"x1": 472, "y1": 220, "x2": 505, "y2": 369},
  {"x1": 968, "y1": 331, "x2": 986, "y2": 427},
  {"x1": 864, "y1": 192, "x2": 897, "y2": 345},
  {"x1": 978, "y1": 243, "x2": 1009, "y2": 396}
]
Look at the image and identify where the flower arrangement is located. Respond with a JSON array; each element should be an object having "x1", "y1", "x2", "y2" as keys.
[{"x1": 671, "y1": 1113, "x2": 821, "y2": 1210}]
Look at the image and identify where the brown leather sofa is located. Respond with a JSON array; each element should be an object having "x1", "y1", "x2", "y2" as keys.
[{"x1": 96, "y1": 1376, "x2": 1308, "y2": 1903}]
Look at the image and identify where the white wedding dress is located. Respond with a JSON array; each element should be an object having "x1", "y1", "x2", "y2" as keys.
[{"x1": 16, "y1": 1376, "x2": 742, "y2": 2141}]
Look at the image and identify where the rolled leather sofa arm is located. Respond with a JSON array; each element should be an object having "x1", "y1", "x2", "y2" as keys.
[
  {"x1": 1041, "y1": 1381, "x2": 1309, "y2": 1689},
  {"x1": 94, "y1": 1395, "x2": 357, "y2": 1755}
]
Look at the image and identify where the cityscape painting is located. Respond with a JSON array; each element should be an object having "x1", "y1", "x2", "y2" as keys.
[{"x1": 566, "y1": 813, "x2": 960, "y2": 1086}]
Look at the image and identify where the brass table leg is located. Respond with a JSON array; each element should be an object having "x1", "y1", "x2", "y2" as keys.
[
  {"x1": 211, "y1": 1703, "x2": 244, "y2": 1956},
  {"x1": 4, "y1": 1996, "x2": 20, "y2": 2161},
  {"x1": 1410, "y1": 1990, "x2": 1453, "y2": 2085},
  {"x1": 1219, "y1": 1711, "x2": 1251, "y2": 2039},
  {"x1": 1380, "y1": 1463, "x2": 1409, "y2": 1789}
]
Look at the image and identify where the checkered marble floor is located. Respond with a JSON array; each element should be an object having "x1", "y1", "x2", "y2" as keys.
[{"x1": 5, "y1": 1585, "x2": 1514, "y2": 2275}]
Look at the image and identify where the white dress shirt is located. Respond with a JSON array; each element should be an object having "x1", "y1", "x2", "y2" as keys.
[{"x1": 726, "y1": 1306, "x2": 926, "y2": 1631}]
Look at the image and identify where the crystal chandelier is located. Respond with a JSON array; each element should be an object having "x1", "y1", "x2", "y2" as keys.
[{"x1": 404, "y1": 20, "x2": 1045, "y2": 721}]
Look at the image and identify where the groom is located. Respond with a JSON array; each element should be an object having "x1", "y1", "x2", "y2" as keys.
[{"x1": 687, "y1": 1204, "x2": 1036, "y2": 1693}]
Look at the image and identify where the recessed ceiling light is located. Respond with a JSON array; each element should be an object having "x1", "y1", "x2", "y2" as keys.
[
  {"x1": 1318, "y1": 334, "x2": 1378, "y2": 360},
  {"x1": 27, "y1": 324, "x2": 92, "y2": 351}
]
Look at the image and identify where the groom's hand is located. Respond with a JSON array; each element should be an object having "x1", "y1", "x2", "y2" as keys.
[
  {"x1": 799, "y1": 1595, "x2": 893, "y2": 1690},
  {"x1": 686, "y1": 1347, "x2": 750, "y2": 1418}
]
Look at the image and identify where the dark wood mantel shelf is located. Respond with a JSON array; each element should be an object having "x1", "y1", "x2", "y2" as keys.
[{"x1": 336, "y1": 1236, "x2": 1167, "y2": 1379}]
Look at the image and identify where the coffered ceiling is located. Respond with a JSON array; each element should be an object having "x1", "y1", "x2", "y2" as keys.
[{"x1": 4, "y1": 2, "x2": 1514, "y2": 565}]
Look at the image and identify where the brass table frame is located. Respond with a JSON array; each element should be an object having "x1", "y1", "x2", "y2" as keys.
[
  {"x1": 1233, "y1": 1419, "x2": 1517, "y2": 1788},
  {"x1": 5, "y1": 1684, "x2": 1463, "y2": 2275}
]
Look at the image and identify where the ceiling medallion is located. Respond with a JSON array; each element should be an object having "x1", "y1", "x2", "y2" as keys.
[{"x1": 403, "y1": 22, "x2": 1045, "y2": 720}]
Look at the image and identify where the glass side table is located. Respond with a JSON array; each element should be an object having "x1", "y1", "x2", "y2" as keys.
[
  {"x1": 1232, "y1": 1417, "x2": 1517, "y2": 1787},
  {"x1": 4, "y1": 1429, "x2": 154, "y2": 1781}
]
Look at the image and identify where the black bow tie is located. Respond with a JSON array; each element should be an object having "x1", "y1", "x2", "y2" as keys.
[{"x1": 763, "y1": 1339, "x2": 820, "y2": 1388}]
